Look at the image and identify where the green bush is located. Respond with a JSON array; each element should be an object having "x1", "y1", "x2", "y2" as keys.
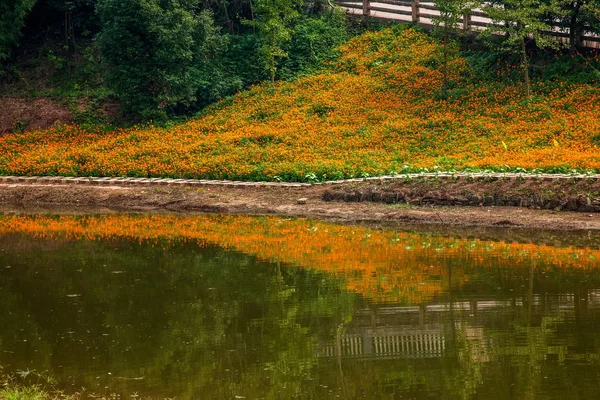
[
  {"x1": 223, "y1": 33, "x2": 268, "y2": 88},
  {"x1": 279, "y1": 9, "x2": 349, "y2": 80},
  {"x1": 97, "y1": 0, "x2": 229, "y2": 120},
  {"x1": 0, "y1": 0, "x2": 37, "y2": 61}
]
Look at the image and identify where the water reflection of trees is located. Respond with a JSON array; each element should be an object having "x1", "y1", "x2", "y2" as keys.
[
  {"x1": 1, "y1": 215, "x2": 600, "y2": 398},
  {"x1": 0, "y1": 236, "x2": 360, "y2": 398},
  {"x1": 3, "y1": 214, "x2": 600, "y2": 305},
  {"x1": 320, "y1": 262, "x2": 600, "y2": 399}
]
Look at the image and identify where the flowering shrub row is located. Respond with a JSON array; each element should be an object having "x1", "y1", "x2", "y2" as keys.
[
  {"x1": 1, "y1": 27, "x2": 599, "y2": 181},
  {"x1": 1, "y1": 214, "x2": 598, "y2": 305}
]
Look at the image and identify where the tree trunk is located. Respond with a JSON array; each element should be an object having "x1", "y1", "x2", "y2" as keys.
[
  {"x1": 569, "y1": 17, "x2": 577, "y2": 54},
  {"x1": 249, "y1": 0, "x2": 256, "y2": 33},
  {"x1": 521, "y1": 37, "x2": 530, "y2": 98},
  {"x1": 64, "y1": 10, "x2": 68, "y2": 49},
  {"x1": 569, "y1": 0, "x2": 584, "y2": 55},
  {"x1": 221, "y1": 0, "x2": 234, "y2": 34},
  {"x1": 443, "y1": 31, "x2": 448, "y2": 100},
  {"x1": 63, "y1": 0, "x2": 75, "y2": 54}
]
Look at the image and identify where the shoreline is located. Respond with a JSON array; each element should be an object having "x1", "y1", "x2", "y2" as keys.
[{"x1": 1, "y1": 175, "x2": 600, "y2": 233}]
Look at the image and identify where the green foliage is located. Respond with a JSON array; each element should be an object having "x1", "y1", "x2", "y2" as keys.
[
  {"x1": 223, "y1": 33, "x2": 268, "y2": 86},
  {"x1": 465, "y1": 50, "x2": 521, "y2": 82},
  {"x1": 432, "y1": 0, "x2": 479, "y2": 98},
  {"x1": 483, "y1": 0, "x2": 559, "y2": 54},
  {"x1": 482, "y1": 0, "x2": 561, "y2": 96},
  {"x1": 0, "y1": 386, "x2": 49, "y2": 400},
  {"x1": 532, "y1": 50, "x2": 600, "y2": 84},
  {"x1": 0, "y1": 0, "x2": 37, "y2": 61},
  {"x1": 466, "y1": 42, "x2": 600, "y2": 89},
  {"x1": 45, "y1": 49, "x2": 65, "y2": 70},
  {"x1": 546, "y1": 0, "x2": 600, "y2": 52},
  {"x1": 191, "y1": 12, "x2": 245, "y2": 110},
  {"x1": 226, "y1": 10, "x2": 349, "y2": 85},
  {"x1": 10, "y1": 120, "x2": 29, "y2": 133},
  {"x1": 279, "y1": 9, "x2": 349, "y2": 80},
  {"x1": 97, "y1": 0, "x2": 229, "y2": 120},
  {"x1": 244, "y1": 0, "x2": 303, "y2": 82},
  {"x1": 433, "y1": 0, "x2": 479, "y2": 32}
]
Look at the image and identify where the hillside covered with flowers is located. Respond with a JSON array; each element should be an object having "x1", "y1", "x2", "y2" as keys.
[{"x1": 1, "y1": 27, "x2": 600, "y2": 181}]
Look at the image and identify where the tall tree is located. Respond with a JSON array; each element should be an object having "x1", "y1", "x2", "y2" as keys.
[
  {"x1": 97, "y1": 0, "x2": 227, "y2": 119},
  {"x1": 244, "y1": 0, "x2": 303, "y2": 82},
  {"x1": 432, "y1": 0, "x2": 479, "y2": 98},
  {"x1": 0, "y1": 0, "x2": 37, "y2": 61},
  {"x1": 43, "y1": 0, "x2": 97, "y2": 52},
  {"x1": 482, "y1": 0, "x2": 559, "y2": 97},
  {"x1": 547, "y1": 0, "x2": 600, "y2": 53}
]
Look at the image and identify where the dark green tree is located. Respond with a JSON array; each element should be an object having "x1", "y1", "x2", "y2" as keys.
[
  {"x1": 432, "y1": 0, "x2": 479, "y2": 98},
  {"x1": 482, "y1": 0, "x2": 559, "y2": 97},
  {"x1": 96, "y1": 0, "x2": 228, "y2": 120},
  {"x1": 244, "y1": 0, "x2": 303, "y2": 82},
  {"x1": 0, "y1": 0, "x2": 37, "y2": 61},
  {"x1": 547, "y1": 0, "x2": 600, "y2": 53},
  {"x1": 43, "y1": 0, "x2": 97, "y2": 51},
  {"x1": 279, "y1": 9, "x2": 348, "y2": 80}
]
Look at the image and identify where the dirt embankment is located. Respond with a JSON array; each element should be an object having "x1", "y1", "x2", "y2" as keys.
[
  {"x1": 0, "y1": 96, "x2": 119, "y2": 135},
  {"x1": 322, "y1": 177, "x2": 600, "y2": 212},
  {"x1": 1, "y1": 178, "x2": 600, "y2": 231},
  {"x1": 0, "y1": 97, "x2": 72, "y2": 134}
]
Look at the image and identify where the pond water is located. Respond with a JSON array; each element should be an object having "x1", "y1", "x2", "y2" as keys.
[{"x1": 1, "y1": 213, "x2": 600, "y2": 399}]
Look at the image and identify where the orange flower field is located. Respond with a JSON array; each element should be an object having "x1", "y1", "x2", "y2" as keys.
[
  {"x1": 1, "y1": 214, "x2": 598, "y2": 304},
  {"x1": 1, "y1": 27, "x2": 600, "y2": 181}
]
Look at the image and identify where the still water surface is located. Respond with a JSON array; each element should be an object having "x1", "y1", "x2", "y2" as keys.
[{"x1": 1, "y1": 214, "x2": 600, "y2": 399}]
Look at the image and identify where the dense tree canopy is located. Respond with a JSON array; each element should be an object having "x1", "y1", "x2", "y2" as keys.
[
  {"x1": 0, "y1": 0, "x2": 348, "y2": 119},
  {"x1": 0, "y1": 0, "x2": 37, "y2": 60},
  {"x1": 96, "y1": 0, "x2": 227, "y2": 119},
  {"x1": 1, "y1": 0, "x2": 599, "y2": 120}
]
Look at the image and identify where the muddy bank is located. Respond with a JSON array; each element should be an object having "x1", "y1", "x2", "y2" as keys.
[
  {"x1": 322, "y1": 178, "x2": 600, "y2": 212},
  {"x1": 1, "y1": 181, "x2": 600, "y2": 232}
]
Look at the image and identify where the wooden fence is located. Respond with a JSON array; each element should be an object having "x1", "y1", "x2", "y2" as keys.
[
  {"x1": 335, "y1": 0, "x2": 600, "y2": 49},
  {"x1": 319, "y1": 329, "x2": 446, "y2": 359}
]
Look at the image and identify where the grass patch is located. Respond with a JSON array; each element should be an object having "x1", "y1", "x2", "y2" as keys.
[
  {"x1": 0, "y1": 386, "x2": 54, "y2": 400},
  {"x1": 0, "y1": 367, "x2": 124, "y2": 400}
]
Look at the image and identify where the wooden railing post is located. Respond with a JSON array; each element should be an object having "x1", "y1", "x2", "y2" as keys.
[
  {"x1": 362, "y1": 0, "x2": 370, "y2": 16},
  {"x1": 411, "y1": 0, "x2": 420, "y2": 23},
  {"x1": 463, "y1": 11, "x2": 471, "y2": 31}
]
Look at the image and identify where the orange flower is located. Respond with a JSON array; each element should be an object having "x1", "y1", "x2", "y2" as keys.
[
  {"x1": 1, "y1": 27, "x2": 599, "y2": 181},
  {"x1": 1, "y1": 214, "x2": 598, "y2": 305}
]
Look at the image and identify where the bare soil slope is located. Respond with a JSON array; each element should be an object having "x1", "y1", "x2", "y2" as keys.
[{"x1": 0, "y1": 97, "x2": 73, "y2": 134}]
